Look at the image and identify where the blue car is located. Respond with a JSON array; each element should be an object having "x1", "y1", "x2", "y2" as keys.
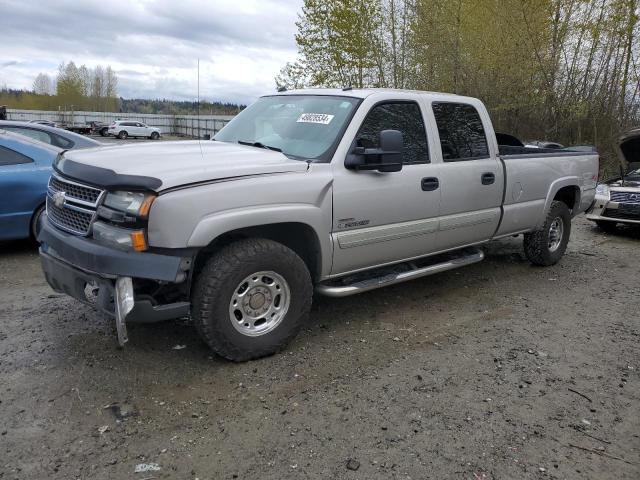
[{"x1": 0, "y1": 129, "x2": 61, "y2": 241}]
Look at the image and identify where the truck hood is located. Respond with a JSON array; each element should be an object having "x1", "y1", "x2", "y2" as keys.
[
  {"x1": 59, "y1": 140, "x2": 309, "y2": 191},
  {"x1": 609, "y1": 128, "x2": 640, "y2": 187},
  {"x1": 618, "y1": 128, "x2": 640, "y2": 169}
]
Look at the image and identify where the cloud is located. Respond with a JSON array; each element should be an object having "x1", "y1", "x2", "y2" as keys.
[{"x1": 0, "y1": 0, "x2": 302, "y2": 104}]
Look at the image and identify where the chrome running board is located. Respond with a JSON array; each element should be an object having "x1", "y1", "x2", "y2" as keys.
[{"x1": 316, "y1": 247, "x2": 484, "y2": 298}]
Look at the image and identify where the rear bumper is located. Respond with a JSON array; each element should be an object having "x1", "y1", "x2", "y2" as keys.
[{"x1": 38, "y1": 215, "x2": 191, "y2": 323}]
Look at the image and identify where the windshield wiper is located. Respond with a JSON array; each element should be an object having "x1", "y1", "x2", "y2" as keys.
[{"x1": 237, "y1": 140, "x2": 282, "y2": 152}]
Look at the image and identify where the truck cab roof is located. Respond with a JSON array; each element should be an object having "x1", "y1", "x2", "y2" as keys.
[{"x1": 271, "y1": 87, "x2": 475, "y2": 103}]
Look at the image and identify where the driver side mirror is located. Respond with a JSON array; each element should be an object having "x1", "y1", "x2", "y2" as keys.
[{"x1": 345, "y1": 129, "x2": 404, "y2": 172}]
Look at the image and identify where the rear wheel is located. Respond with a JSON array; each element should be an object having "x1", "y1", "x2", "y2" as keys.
[
  {"x1": 192, "y1": 238, "x2": 312, "y2": 361},
  {"x1": 523, "y1": 201, "x2": 571, "y2": 266},
  {"x1": 117, "y1": 130, "x2": 128, "y2": 139},
  {"x1": 595, "y1": 220, "x2": 618, "y2": 233},
  {"x1": 100, "y1": 127, "x2": 108, "y2": 136},
  {"x1": 150, "y1": 131, "x2": 160, "y2": 140}
]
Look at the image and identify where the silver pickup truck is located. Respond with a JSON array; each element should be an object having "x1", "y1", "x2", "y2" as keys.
[{"x1": 38, "y1": 89, "x2": 598, "y2": 361}]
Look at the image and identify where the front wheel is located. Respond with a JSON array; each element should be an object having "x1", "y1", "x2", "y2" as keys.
[
  {"x1": 523, "y1": 200, "x2": 571, "y2": 266},
  {"x1": 192, "y1": 238, "x2": 312, "y2": 361}
]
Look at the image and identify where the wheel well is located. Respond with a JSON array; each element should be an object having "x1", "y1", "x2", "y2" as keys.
[
  {"x1": 553, "y1": 186, "x2": 580, "y2": 212},
  {"x1": 193, "y1": 223, "x2": 322, "y2": 281},
  {"x1": 29, "y1": 202, "x2": 45, "y2": 239}
]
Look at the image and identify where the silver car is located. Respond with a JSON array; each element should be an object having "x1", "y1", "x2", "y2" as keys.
[{"x1": 586, "y1": 128, "x2": 640, "y2": 231}]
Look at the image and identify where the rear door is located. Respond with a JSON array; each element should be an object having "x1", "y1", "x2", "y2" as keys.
[
  {"x1": 429, "y1": 101, "x2": 504, "y2": 251},
  {"x1": 0, "y1": 145, "x2": 40, "y2": 239},
  {"x1": 331, "y1": 99, "x2": 441, "y2": 275}
]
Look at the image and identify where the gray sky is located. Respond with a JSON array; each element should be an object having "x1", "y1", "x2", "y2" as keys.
[{"x1": 0, "y1": 0, "x2": 302, "y2": 105}]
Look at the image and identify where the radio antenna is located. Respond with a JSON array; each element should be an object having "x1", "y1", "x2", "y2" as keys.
[{"x1": 197, "y1": 58, "x2": 200, "y2": 139}]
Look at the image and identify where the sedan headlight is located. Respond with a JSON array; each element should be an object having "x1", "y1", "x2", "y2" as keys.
[
  {"x1": 595, "y1": 184, "x2": 610, "y2": 198},
  {"x1": 93, "y1": 221, "x2": 148, "y2": 252},
  {"x1": 103, "y1": 191, "x2": 156, "y2": 217}
]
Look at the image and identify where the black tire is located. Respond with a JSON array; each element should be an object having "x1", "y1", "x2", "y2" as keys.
[
  {"x1": 595, "y1": 220, "x2": 618, "y2": 233},
  {"x1": 523, "y1": 200, "x2": 571, "y2": 266},
  {"x1": 150, "y1": 131, "x2": 160, "y2": 140},
  {"x1": 117, "y1": 130, "x2": 128, "y2": 139},
  {"x1": 100, "y1": 127, "x2": 108, "y2": 136},
  {"x1": 30, "y1": 204, "x2": 45, "y2": 243},
  {"x1": 192, "y1": 238, "x2": 312, "y2": 361}
]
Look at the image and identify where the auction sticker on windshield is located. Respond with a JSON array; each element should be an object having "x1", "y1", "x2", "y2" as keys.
[{"x1": 297, "y1": 113, "x2": 334, "y2": 124}]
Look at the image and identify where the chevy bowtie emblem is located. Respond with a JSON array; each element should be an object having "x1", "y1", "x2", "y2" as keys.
[
  {"x1": 629, "y1": 193, "x2": 640, "y2": 201},
  {"x1": 52, "y1": 191, "x2": 66, "y2": 208}
]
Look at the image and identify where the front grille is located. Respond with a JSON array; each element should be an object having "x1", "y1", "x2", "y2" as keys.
[
  {"x1": 46, "y1": 174, "x2": 104, "y2": 235},
  {"x1": 47, "y1": 199, "x2": 95, "y2": 234},
  {"x1": 610, "y1": 191, "x2": 640, "y2": 205},
  {"x1": 603, "y1": 205, "x2": 640, "y2": 221},
  {"x1": 49, "y1": 175, "x2": 102, "y2": 205}
]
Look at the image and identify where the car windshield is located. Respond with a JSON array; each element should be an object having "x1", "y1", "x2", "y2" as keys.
[{"x1": 214, "y1": 95, "x2": 360, "y2": 161}]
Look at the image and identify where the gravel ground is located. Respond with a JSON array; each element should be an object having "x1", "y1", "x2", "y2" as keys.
[{"x1": 0, "y1": 217, "x2": 638, "y2": 480}]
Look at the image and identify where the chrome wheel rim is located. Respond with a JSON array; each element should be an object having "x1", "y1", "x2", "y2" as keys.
[
  {"x1": 228, "y1": 271, "x2": 290, "y2": 337},
  {"x1": 548, "y1": 217, "x2": 564, "y2": 252}
]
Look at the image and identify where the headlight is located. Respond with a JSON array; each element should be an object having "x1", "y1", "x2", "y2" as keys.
[
  {"x1": 595, "y1": 184, "x2": 610, "y2": 198},
  {"x1": 103, "y1": 191, "x2": 156, "y2": 217},
  {"x1": 93, "y1": 221, "x2": 148, "y2": 252}
]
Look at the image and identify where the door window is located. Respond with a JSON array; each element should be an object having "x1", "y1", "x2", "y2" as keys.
[
  {"x1": 0, "y1": 145, "x2": 33, "y2": 165},
  {"x1": 432, "y1": 102, "x2": 489, "y2": 161},
  {"x1": 356, "y1": 102, "x2": 429, "y2": 164}
]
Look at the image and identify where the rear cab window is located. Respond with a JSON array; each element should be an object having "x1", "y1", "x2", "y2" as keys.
[
  {"x1": 432, "y1": 102, "x2": 489, "y2": 161},
  {"x1": 356, "y1": 102, "x2": 429, "y2": 164}
]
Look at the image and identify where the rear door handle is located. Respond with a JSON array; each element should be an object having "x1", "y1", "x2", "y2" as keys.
[
  {"x1": 481, "y1": 172, "x2": 496, "y2": 185},
  {"x1": 421, "y1": 177, "x2": 439, "y2": 191}
]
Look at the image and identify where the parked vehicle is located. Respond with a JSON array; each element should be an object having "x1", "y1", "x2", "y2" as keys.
[
  {"x1": 0, "y1": 120, "x2": 102, "y2": 150},
  {"x1": 586, "y1": 128, "x2": 640, "y2": 231},
  {"x1": 89, "y1": 121, "x2": 110, "y2": 137},
  {"x1": 60, "y1": 122, "x2": 92, "y2": 135},
  {"x1": 0, "y1": 130, "x2": 60, "y2": 241},
  {"x1": 525, "y1": 140, "x2": 564, "y2": 149},
  {"x1": 29, "y1": 119, "x2": 57, "y2": 127},
  {"x1": 38, "y1": 89, "x2": 598, "y2": 360},
  {"x1": 107, "y1": 121, "x2": 161, "y2": 140}
]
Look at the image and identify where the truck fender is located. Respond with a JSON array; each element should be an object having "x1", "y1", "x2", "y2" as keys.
[
  {"x1": 538, "y1": 176, "x2": 581, "y2": 228},
  {"x1": 187, "y1": 204, "x2": 333, "y2": 278}
]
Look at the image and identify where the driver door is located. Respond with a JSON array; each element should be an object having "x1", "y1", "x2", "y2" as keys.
[{"x1": 331, "y1": 100, "x2": 441, "y2": 275}]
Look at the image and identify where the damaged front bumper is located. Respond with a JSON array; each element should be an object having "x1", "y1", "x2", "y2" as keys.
[{"x1": 38, "y1": 215, "x2": 192, "y2": 345}]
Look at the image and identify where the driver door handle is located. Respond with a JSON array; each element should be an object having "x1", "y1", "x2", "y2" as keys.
[
  {"x1": 481, "y1": 172, "x2": 496, "y2": 185},
  {"x1": 421, "y1": 177, "x2": 439, "y2": 191}
]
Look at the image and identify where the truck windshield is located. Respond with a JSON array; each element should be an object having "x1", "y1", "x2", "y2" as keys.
[{"x1": 214, "y1": 95, "x2": 360, "y2": 161}]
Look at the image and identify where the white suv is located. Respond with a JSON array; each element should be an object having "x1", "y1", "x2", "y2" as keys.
[{"x1": 108, "y1": 121, "x2": 161, "y2": 140}]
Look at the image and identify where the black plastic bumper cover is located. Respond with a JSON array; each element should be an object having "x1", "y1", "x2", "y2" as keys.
[{"x1": 38, "y1": 215, "x2": 183, "y2": 282}]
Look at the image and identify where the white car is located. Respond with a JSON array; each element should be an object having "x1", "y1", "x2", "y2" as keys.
[{"x1": 108, "y1": 121, "x2": 161, "y2": 140}]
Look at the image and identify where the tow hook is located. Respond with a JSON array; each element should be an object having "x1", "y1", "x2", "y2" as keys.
[{"x1": 114, "y1": 277, "x2": 135, "y2": 347}]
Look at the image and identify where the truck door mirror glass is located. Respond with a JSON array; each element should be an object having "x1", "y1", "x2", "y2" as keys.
[{"x1": 345, "y1": 129, "x2": 403, "y2": 172}]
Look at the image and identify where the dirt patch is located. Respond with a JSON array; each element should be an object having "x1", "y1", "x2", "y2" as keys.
[{"x1": 0, "y1": 217, "x2": 638, "y2": 479}]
